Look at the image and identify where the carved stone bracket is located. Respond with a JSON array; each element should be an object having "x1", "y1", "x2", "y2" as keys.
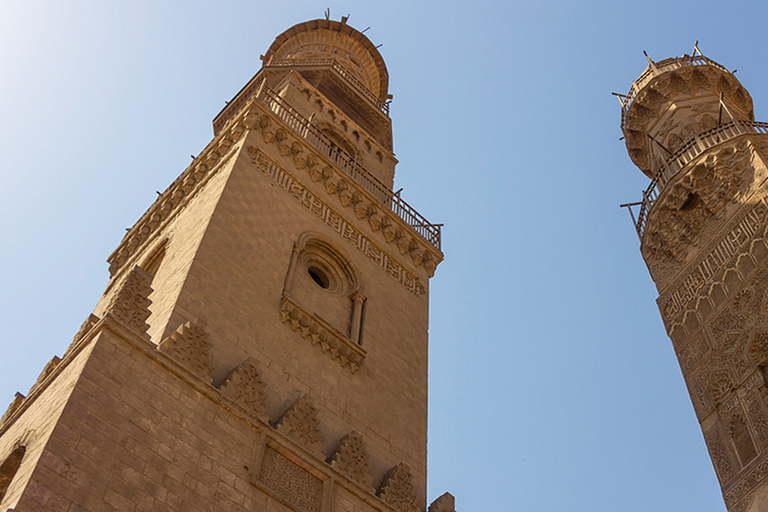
[
  {"x1": 219, "y1": 357, "x2": 267, "y2": 419},
  {"x1": 276, "y1": 395, "x2": 322, "y2": 452},
  {"x1": 660, "y1": 199, "x2": 768, "y2": 330},
  {"x1": 158, "y1": 320, "x2": 214, "y2": 383},
  {"x1": 376, "y1": 463, "x2": 418, "y2": 512},
  {"x1": 280, "y1": 295, "x2": 366, "y2": 373},
  {"x1": 106, "y1": 266, "x2": 153, "y2": 337},
  {"x1": 328, "y1": 431, "x2": 373, "y2": 490}
]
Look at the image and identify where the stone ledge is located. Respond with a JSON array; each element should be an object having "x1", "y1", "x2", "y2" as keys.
[{"x1": 280, "y1": 294, "x2": 366, "y2": 373}]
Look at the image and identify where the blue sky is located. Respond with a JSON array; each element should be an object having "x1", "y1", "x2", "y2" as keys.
[{"x1": 3, "y1": 1, "x2": 768, "y2": 511}]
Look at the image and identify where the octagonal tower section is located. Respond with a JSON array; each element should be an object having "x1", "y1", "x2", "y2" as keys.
[{"x1": 621, "y1": 50, "x2": 768, "y2": 512}]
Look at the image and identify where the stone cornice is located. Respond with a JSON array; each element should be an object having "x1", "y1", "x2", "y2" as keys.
[
  {"x1": 280, "y1": 294, "x2": 366, "y2": 373},
  {"x1": 106, "y1": 112, "x2": 249, "y2": 282},
  {"x1": 106, "y1": 89, "x2": 442, "y2": 286},
  {"x1": 249, "y1": 148, "x2": 427, "y2": 296},
  {"x1": 246, "y1": 97, "x2": 442, "y2": 275}
]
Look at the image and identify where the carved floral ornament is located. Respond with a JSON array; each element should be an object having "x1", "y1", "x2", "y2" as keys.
[{"x1": 643, "y1": 142, "x2": 754, "y2": 261}]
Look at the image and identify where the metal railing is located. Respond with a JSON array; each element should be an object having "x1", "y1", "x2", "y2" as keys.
[
  {"x1": 265, "y1": 57, "x2": 390, "y2": 115},
  {"x1": 618, "y1": 55, "x2": 730, "y2": 129},
  {"x1": 626, "y1": 120, "x2": 768, "y2": 239},
  {"x1": 255, "y1": 83, "x2": 441, "y2": 250}
]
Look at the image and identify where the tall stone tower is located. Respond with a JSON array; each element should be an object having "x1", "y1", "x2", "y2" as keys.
[
  {"x1": 620, "y1": 50, "x2": 768, "y2": 512},
  {"x1": 0, "y1": 18, "x2": 453, "y2": 512}
]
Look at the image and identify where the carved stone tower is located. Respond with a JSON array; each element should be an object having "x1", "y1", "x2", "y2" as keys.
[
  {"x1": 620, "y1": 50, "x2": 768, "y2": 512},
  {"x1": 0, "y1": 19, "x2": 453, "y2": 512}
]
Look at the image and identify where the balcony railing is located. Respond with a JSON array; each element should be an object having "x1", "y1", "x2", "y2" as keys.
[
  {"x1": 255, "y1": 82, "x2": 441, "y2": 251},
  {"x1": 264, "y1": 57, "x2": 390, "y2": 116},
  {"x1": 625, "y1": 120, "x2": 768, "y2": 240},
  {"x1": 618, "y1": 55, "x2": 730, "y2": 129}
]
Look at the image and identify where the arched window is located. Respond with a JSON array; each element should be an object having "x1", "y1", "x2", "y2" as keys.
[
  {"x1": 283, "y1": 234, "x2": 366, "y2": 345},
  {"x1": 140, "y1": 239, "x2": 167, "y2": 279},
  {"x1": 0, "y1": 445, "x2": 25, "y2": 504},
  {"x1": 731, "y1": 415, "x2": 757, "y2": 467}
]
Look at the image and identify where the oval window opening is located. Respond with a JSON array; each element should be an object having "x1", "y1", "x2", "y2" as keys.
[{"x1": 308, "y1": 267, "x2": 330, "y2": 289}]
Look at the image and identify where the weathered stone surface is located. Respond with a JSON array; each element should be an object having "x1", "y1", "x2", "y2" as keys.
[{"x1": 0, "y1": 18, "x2": 444, "y2": 512}]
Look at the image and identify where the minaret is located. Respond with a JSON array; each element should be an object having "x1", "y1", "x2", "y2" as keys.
[
  {"x1": 0, "y1": 19, "x2": 452, "y2": 512},
  {"x1": 620, "y1": 49, "x2": 768, "y2": 512}
]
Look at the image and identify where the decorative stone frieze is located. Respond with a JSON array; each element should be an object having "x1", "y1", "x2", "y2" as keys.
[
  {"x1": 250, "y1": 147, "x2": 427, "y2": 295},
  {"x1": 743, "y1": 386, "x2": 768, "y2": 449},
  {"x1": 376, "y1": 463, "x2": 418, "y2": 512},
  {"x1": 158, "y1": 321, "x2": 214, "y2": 383},
  {"x1": 659, "y1": 199, "x2": 768, "y2": 325},
  {"x1": 218, "y1": 357, "x2": 267, "y2": 418},
  {"x1": 428, "y1": 492, "x2": 456, "y2": 512},
  {"x1": 280, "y1": 295, "x2": 366, "y2": 373},
  {"x1": 106, "y1": 266, "x2": 153, "y2": 336},
  {"x1": 644, "y1": 141, "x2": 754, "y2": 263},
  {"x1": 276, "y1": 395, "x2": 322, "y2": 452},
  {"x1": 724, "y1": 455, "x2": 768, "y2": 509},
  {"x1": 328, "y1": 431, "x2": 373, "y2": 489},
  {"x1": 0, "y1": 393, "x2": 25, "y2": 430},
  {"x1": 258, "y1": 446, "x2": 323, "y2": 512},
  {"x1": 107, "y1": 115, "x2": 245, "y2": 280},
  {"x1": 245, "y1": 105, "x2": 441, "y2": 272}
]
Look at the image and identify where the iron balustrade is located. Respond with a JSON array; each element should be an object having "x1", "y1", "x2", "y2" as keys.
[
  {"x1": 254, "y1": 83, "x2": 441, "y2": 251},
  {"x1": 627, "y1": 120, "x2": 768, "y2": 239},
  {"x1": 265, "y1": 57, "x2": 390, "y2": 115}
]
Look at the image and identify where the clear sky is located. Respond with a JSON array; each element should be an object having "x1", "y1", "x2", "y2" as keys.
[{"x1": 2, "y1": 1, "x2": 768, "y2": 511}]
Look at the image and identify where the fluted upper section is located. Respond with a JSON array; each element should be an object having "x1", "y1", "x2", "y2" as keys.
[{"x1": 621, "y1": 54, "x2": 754, "y2": 178}]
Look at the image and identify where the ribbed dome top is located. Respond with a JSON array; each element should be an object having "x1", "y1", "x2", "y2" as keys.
[{"x1": 263, "y1": 19, "x2": 389, "y2": 102}]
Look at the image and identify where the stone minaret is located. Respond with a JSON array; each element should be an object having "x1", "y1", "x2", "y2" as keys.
[
  {"x1": 620, "y1": 49, "x2": 768, "y2": 512},
  {"x1": 0, "y1": 19, "x2": 453, "y2": 512}
]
